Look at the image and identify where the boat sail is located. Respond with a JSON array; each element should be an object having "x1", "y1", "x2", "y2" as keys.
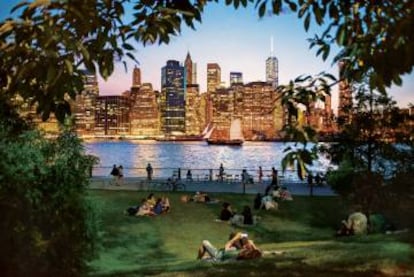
[
  {"x1": 207, "y1": 118, "x2": 244, "y2": 145},
  {"x1": 202, "y1": 124, "x2": 215, "y2": 139}
]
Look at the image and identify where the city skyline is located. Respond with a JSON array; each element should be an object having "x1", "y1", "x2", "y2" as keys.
[
  {"x1": 1, "y1": 1, "x2": 413, "y2": 110},
  {"x1": 103, "y1": 2, "x2": 413, "y2": 111}
]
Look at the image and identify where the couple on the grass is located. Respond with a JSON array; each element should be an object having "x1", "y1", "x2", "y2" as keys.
[{"x1": 197, "y1": 231, "x2": 262, "y2": 262}]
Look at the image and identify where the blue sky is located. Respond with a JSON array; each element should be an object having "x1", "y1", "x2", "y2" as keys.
[{"x1": 1, "y1": 1, "x2": 413, "y2": 111}]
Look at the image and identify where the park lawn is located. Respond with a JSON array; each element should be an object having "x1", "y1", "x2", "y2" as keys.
[{"x1": 87, "y1": 190, "x2": 414, "y2": 277}]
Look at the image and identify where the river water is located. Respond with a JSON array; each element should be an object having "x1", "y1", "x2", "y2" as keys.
[{"x1": 85, "y1": 140, "x2": 333, "y2": 181}]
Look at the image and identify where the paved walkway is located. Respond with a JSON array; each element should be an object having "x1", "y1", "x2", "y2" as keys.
[{"x1": 89, "y1": 177, "x2": 336, "y2": 196}]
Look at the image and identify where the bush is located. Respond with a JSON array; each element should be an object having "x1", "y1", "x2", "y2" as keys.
[{"x1": 0, "y1": 127, "x2": 99, "y2": 277}]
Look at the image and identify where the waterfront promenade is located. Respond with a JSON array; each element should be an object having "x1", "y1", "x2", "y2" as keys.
[{"x1": 89, "y1": 176, "x2": 336, "y2": 196}]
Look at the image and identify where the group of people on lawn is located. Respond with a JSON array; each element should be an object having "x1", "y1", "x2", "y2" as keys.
[
  {"x1": 121, "y1": 163, "x2": 401, "y2": 263},
  {"x1": 126, "y1": 193, "x2": 170, "y2": 217}
]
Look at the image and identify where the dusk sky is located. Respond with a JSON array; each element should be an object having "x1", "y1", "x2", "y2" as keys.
[{"x1": 1, "y1": 1, "x2": 413, "y2": 111}]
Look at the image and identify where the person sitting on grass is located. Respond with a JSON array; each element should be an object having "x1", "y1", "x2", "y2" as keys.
[
  {"x1": 260, "y1": 194, "x2": 278, "y2": 211},
  {"x1": 272, "y1": 186, "x2": 293, "y2": 201},
  {"x1": 146, "y1": 193, "x2": 157, "y2": 208},
  {"x1": 253, "y1": 193, "x2": 262, "y2": 210},
  {"x1": 152, "y1": 197, "x2": 171, "y2": 215},
  {"x1": 136, "y1": 198, "x2": 155, "y2": 217},
  {"x1": 161, "y1": 196, "x2": 170, "y2": 213},
  {"x1": 336, "y1": 211, "x2": 368, "y2": 236},
  {"x1": 197, "y1": 232, "x2": 262, "y2": 262},
  {"x1": 230, "y1": 205, "x2": 258, "y2": 226},
  {"x1": 219, "y1": 202, "x2": 235, "y2": 221}
]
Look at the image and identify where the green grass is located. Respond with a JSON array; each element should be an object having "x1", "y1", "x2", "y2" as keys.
[{"x1": 87, "y1": 190, "x2": 414, "y2": 277}]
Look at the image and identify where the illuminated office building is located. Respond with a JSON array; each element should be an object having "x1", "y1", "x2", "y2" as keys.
[
  {"x1": 185, "y1": 84, "x2": 202, "y2": 135},
  {"x1": 161, "y1": 60, "x2": 186, "y2": 134},
  {"x1": 207, "y1": 63, "x2": 221, "y2": 93},
  {"x1": 241, "y1": 82, "x2": 281, "y2": 140},
  {"x1": 210, "y1": 87, "x2": 235, "y2": 140},
  {"x1": 209, "y1": 81, "x2": 283, "y2": 141},
  {"x1": 184, "y1": 52, "x2": 197, "y2": 85},
  {"x1": 130, "y1": 82, "x2": 160, "y2": 137},
  {"x1": 73, "y1": 69, "x2": 99, "y2": 135},
  {"x1": 230, "y1": 72, "x2": 243, "y2": 86},
  {"x1": 206, "y1": 63, "x2": 221, "y2": 127},
  {"x1": 94, "y1": 96, "x2": 130, "y2": 136},
  {"x1": 266, "y1": 56, "x2": 278, "y2": 89}
]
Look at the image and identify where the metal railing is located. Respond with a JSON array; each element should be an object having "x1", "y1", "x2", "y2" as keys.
[{"x1": 91, "y1": 166, "x2": 325, "y2": 184}]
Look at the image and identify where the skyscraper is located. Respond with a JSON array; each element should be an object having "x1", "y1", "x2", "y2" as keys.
[
  {"x1": 206, "y1": 63, "x2": 221, "y2": 126},
  {"x1": 161, "y1": 60, "x2": 186, "y2": 134},
  {"x1": 207, "y1": 63, "x2": 221, "y2": 93},
  {"x1": 132, "y1": 66, "x2": 141, "y2": 88},
  {"x1": 184, "y1": 52, "x2": 197, "y2": 85},
  {"x1": 230, "y1": 72, "x2": 243, "y2": 86},
  {"x1": 73, "y1": 69, "x2": 99, "y2": 135},
  {"x1": 266, "y1": 37, "x2": 278, "y2": 89}
]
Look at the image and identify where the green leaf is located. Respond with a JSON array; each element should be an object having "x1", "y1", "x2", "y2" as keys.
[
  {"x1": 304, "y1": 13, "x2": 311, "y2": 31},
  {"x1": 313, "y1": 3, "x2": 323, "y2": 25},
  {"x1": 272, "y1": 1, "x2": 281, "y2": 14},
  {"x1": 64, "y1": 59, "x2": 73, "y2": 75},
  {"x1": 328, "y1": 3, "x2": 338, "y2": 20},
  {"x1": 122, "y1": 43, "x2": 134, "y2": 51},
  {"x1": 336, "y1": 24, "x2": 346, "y2": 45},
  {"x1": 47, "y1": 64, "x2": 56, "y2": 84},
  {"x1": 258, "y1": 2, "x2": 266, "y2": 17},
  {"x1": 322, "y1": 44, "x2": 330, "y2": 60},
  {"x1": 285, "y1": 0, "x2": 297, "y2": 12}
]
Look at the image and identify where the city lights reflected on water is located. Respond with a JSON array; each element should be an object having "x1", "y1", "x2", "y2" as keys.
[{"x1": 85, "y1": 140, "x2": 333, "y2": 179}]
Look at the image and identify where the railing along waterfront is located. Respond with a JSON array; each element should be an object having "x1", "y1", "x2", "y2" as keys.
[{"x1": 91, "y1": 166, "x2": 326, "y2": 185}]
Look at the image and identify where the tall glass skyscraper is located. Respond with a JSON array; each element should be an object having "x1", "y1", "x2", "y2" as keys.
[
  {"x1": 161, "y1": 60, "x2": 186, "y2": 134},
  {"x1": 266, "y1": 37, "x2": 278, "y2": 89},
  {"x1": 266, "y1": 56, "x2": 278, "y2": 89}
]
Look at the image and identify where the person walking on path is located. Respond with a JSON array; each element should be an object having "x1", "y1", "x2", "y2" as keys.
[
  {"x1": 258, "y1": 166, "x2": 263, "y2": 183},
  {"x1": 117, "y1": 165, "x2": 124, "y2": 186},
  {"x1": 218, "y1": 163, "x2": 224, "y2": 182},
  {"x1": 146, "y1": 163, "x2": 153, "y2": 181},
  {"x1": 307, "y1": 172, "x2": 314, "y2": 196},
  {"x1": 110, "y1": 164, "x2": 119, "y2": 185},
  {"x1": 271, "y1": 167, "x2": 278, "y2": 188}
]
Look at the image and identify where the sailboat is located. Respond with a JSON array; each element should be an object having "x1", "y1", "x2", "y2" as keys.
[{"x1": 207, "y1": 118, "x2": 244, "y2": 146}]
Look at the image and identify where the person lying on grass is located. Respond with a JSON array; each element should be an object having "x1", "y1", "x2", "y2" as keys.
[
  {"x1": 196, "y1": 232, "x2": 262, "y2": 262},
  {"x1": 125, "y1": 198, "x2": 154, "y2": 217},
  {"x1": 181, "y1": 191, "x2": 220, "y2": 204},
  {"x1": 126, "y1": 195, "x2": 170, "y2": 217}
]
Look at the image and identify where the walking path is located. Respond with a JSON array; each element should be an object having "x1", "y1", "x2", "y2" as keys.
[{"x1": 89, "y1": 177, "x2": 336, "y2": 196}]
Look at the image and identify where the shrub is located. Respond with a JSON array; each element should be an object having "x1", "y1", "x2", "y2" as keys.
[{"x1": 0, "y1": 127, "x2": 99, "y2": 277}]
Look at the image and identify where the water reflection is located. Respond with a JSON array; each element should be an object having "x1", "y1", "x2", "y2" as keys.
[{"x1": 84, "y1": 140, "x2": 333, "y2": 179}]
